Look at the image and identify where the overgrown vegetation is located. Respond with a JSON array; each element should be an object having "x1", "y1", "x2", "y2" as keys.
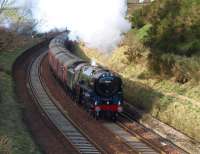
[
  {"x1": 130, "y1": 0, "x2": 200, "y2": 83},
  {"x1": 131, "y1": 0, "x2": 200, "y2": 55},
  {"x1": 0, "y1": 1, "x2": 41, "y2": 150},
  {"x1": 0, "y1": 28, "x2": 35, "y2": 53},
  {"x1": 76, "y1": 39, "x2": 200, "y2": 142},
  {"x1": 0, "y1": 1, "x2": 62, "y2": 152},
  {"x1": 74, "y1": 0, "x2": 200, "y2": 141}
]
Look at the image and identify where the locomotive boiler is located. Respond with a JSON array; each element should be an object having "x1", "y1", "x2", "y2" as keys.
[{"x1": 48, "y1": 33, "x2": 123, "y2": 121}]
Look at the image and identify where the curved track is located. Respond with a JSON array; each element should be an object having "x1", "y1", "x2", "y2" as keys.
[
  {"x1": 13, "y1": 36, "x2": 189, "y2": 154},
  {"x1": 28, "y1": 51, "x2": 102, "y2": 154},
  {"x1": 13, "y1": 41, "x2": 80, "y2": 154}
]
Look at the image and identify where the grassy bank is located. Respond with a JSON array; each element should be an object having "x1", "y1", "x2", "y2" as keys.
[
  {"x1": 73, "y1": 36, "x2": 200, "y2": 141},
  {"x1": 0, "y1": 41, "x2": 41, "y2": 154}
]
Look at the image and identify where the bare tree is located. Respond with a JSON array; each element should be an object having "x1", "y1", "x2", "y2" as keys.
[
  {"x1": 0, "y1": 0, "x2": 13, "y2": 15},
  {"x1": 13, "y1": 7, "x2": 39, "y2": 35},
  {"x1": 0, "y1": 0, "x2": 7, "y2": 14},
  {"x1": 0, "y1": 0, "x2": 38, "y2": 36},
  {"x1": 0, "y1": 0, "x2": 16, "y2": 26}
]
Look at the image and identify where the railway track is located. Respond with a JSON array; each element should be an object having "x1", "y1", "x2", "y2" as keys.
[
  {"x1": 104, "y1": 122, "x2": 159, "y2": 154},
  {"x1": 118, "y1": 113, "x2": 164, "y2": 153},
  {"x1": 103, "y1": 112, "x2": 187, "y2": 154},
  {"x1": 13, "y1": 37, "x2": 189, "y2": 154},
  {"x1": 27, "y1": 51, "x2": 102, "y2": 154},
  {"x1": 116, "y1": 112, "x2": 188, "y2": 154},
  {"x1": 37, "y1": 54, "x2": 164, "y2": 154},
  {"x1": 38, "y1": 53, "x2": 186, "y2": 153}
]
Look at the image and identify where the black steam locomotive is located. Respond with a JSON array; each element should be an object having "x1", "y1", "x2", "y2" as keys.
[{"x1": 48, "y1": 33, "x2": 123, "y2": 121}]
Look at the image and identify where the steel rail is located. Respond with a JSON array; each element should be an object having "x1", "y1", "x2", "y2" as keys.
[
  {"x1": 27, "y1": 52, "x2": 102, "y2": 154},
  {"x1": 117, "y1": 113, "x2": 163, "y2": 154}
]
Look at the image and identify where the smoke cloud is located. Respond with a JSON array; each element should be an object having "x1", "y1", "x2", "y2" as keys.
[{"x1": 32, "y1": 0, "x2": 131, "y2": 52}]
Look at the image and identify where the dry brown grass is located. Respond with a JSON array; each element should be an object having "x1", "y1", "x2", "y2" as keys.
[
  {"x1": 75, "y1": 40, "x2": 200, "y2": 142},
  {"x1": 0, "y1": 28, "x2": 34, "y2": 52},
  {"x1": 0, "y1": 136, "x2": 12, "y2": 154}
]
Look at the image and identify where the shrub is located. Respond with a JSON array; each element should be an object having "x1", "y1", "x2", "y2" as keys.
[
  {"x1": 0, "y1": 28, "x2": 34, "y2": 52},
  {"x1": 124, "y1": 38, "x2": 149, "y2": 64},
  {"x1": 131, "y1": 0, "x2": 200, "y2": 56},
  {"x1": 148, "y1": 53, "x2": 200, "y2": 83},
  {"x1": 0, "y1": 28, "x2": 15, "y2": 51},
  {"x1": 131, "y1": 9, "x2": 146, "y2": 28}
]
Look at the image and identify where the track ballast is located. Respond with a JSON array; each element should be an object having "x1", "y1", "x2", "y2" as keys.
[{"x1": 28, "y1": 51, "x2": 102, "y2": 154}]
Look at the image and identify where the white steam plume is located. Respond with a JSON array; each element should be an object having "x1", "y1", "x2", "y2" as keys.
[{"x1": 32, "y1": 0, "x2": 131, "y2": 52}]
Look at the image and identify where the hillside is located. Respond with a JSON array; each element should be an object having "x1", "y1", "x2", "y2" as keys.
[
  {"x1": 0, "y1": 29, "x2": 41, "y2": 154},
  {"x1": 74, "y1": 0, "x2": 200, "y2": 142}
]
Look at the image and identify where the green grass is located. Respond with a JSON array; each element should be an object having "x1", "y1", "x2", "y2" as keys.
[
  {"x1": 0, "y1": 49, "x2": 25, "y2": 74},
  {"x1": 135, "y1": 24, "x2": 152, "y2": 41},
  {"x1": 0, "y1": 41, "x2": 41, "y2": 154}
]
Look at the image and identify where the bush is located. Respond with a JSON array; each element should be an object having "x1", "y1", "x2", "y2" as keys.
[
  {"x1": 0, "y1": 28, "x2": 15, "y2": 51},
  {"x1": 0, "y1": 28, "x2": 33, "y2": 52},
  {"x1": 148, "y1": 53, "x2": 200, "y2": 83},
  {"x1": 124, "y1": 37, "x2": 150, "y2": 64},
  {"x1": 131, "y1": 0, "x2": 200, "y2": 56},
  {"x1": 131, "y1": 9, "x2": 146, "y2": 28}
]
